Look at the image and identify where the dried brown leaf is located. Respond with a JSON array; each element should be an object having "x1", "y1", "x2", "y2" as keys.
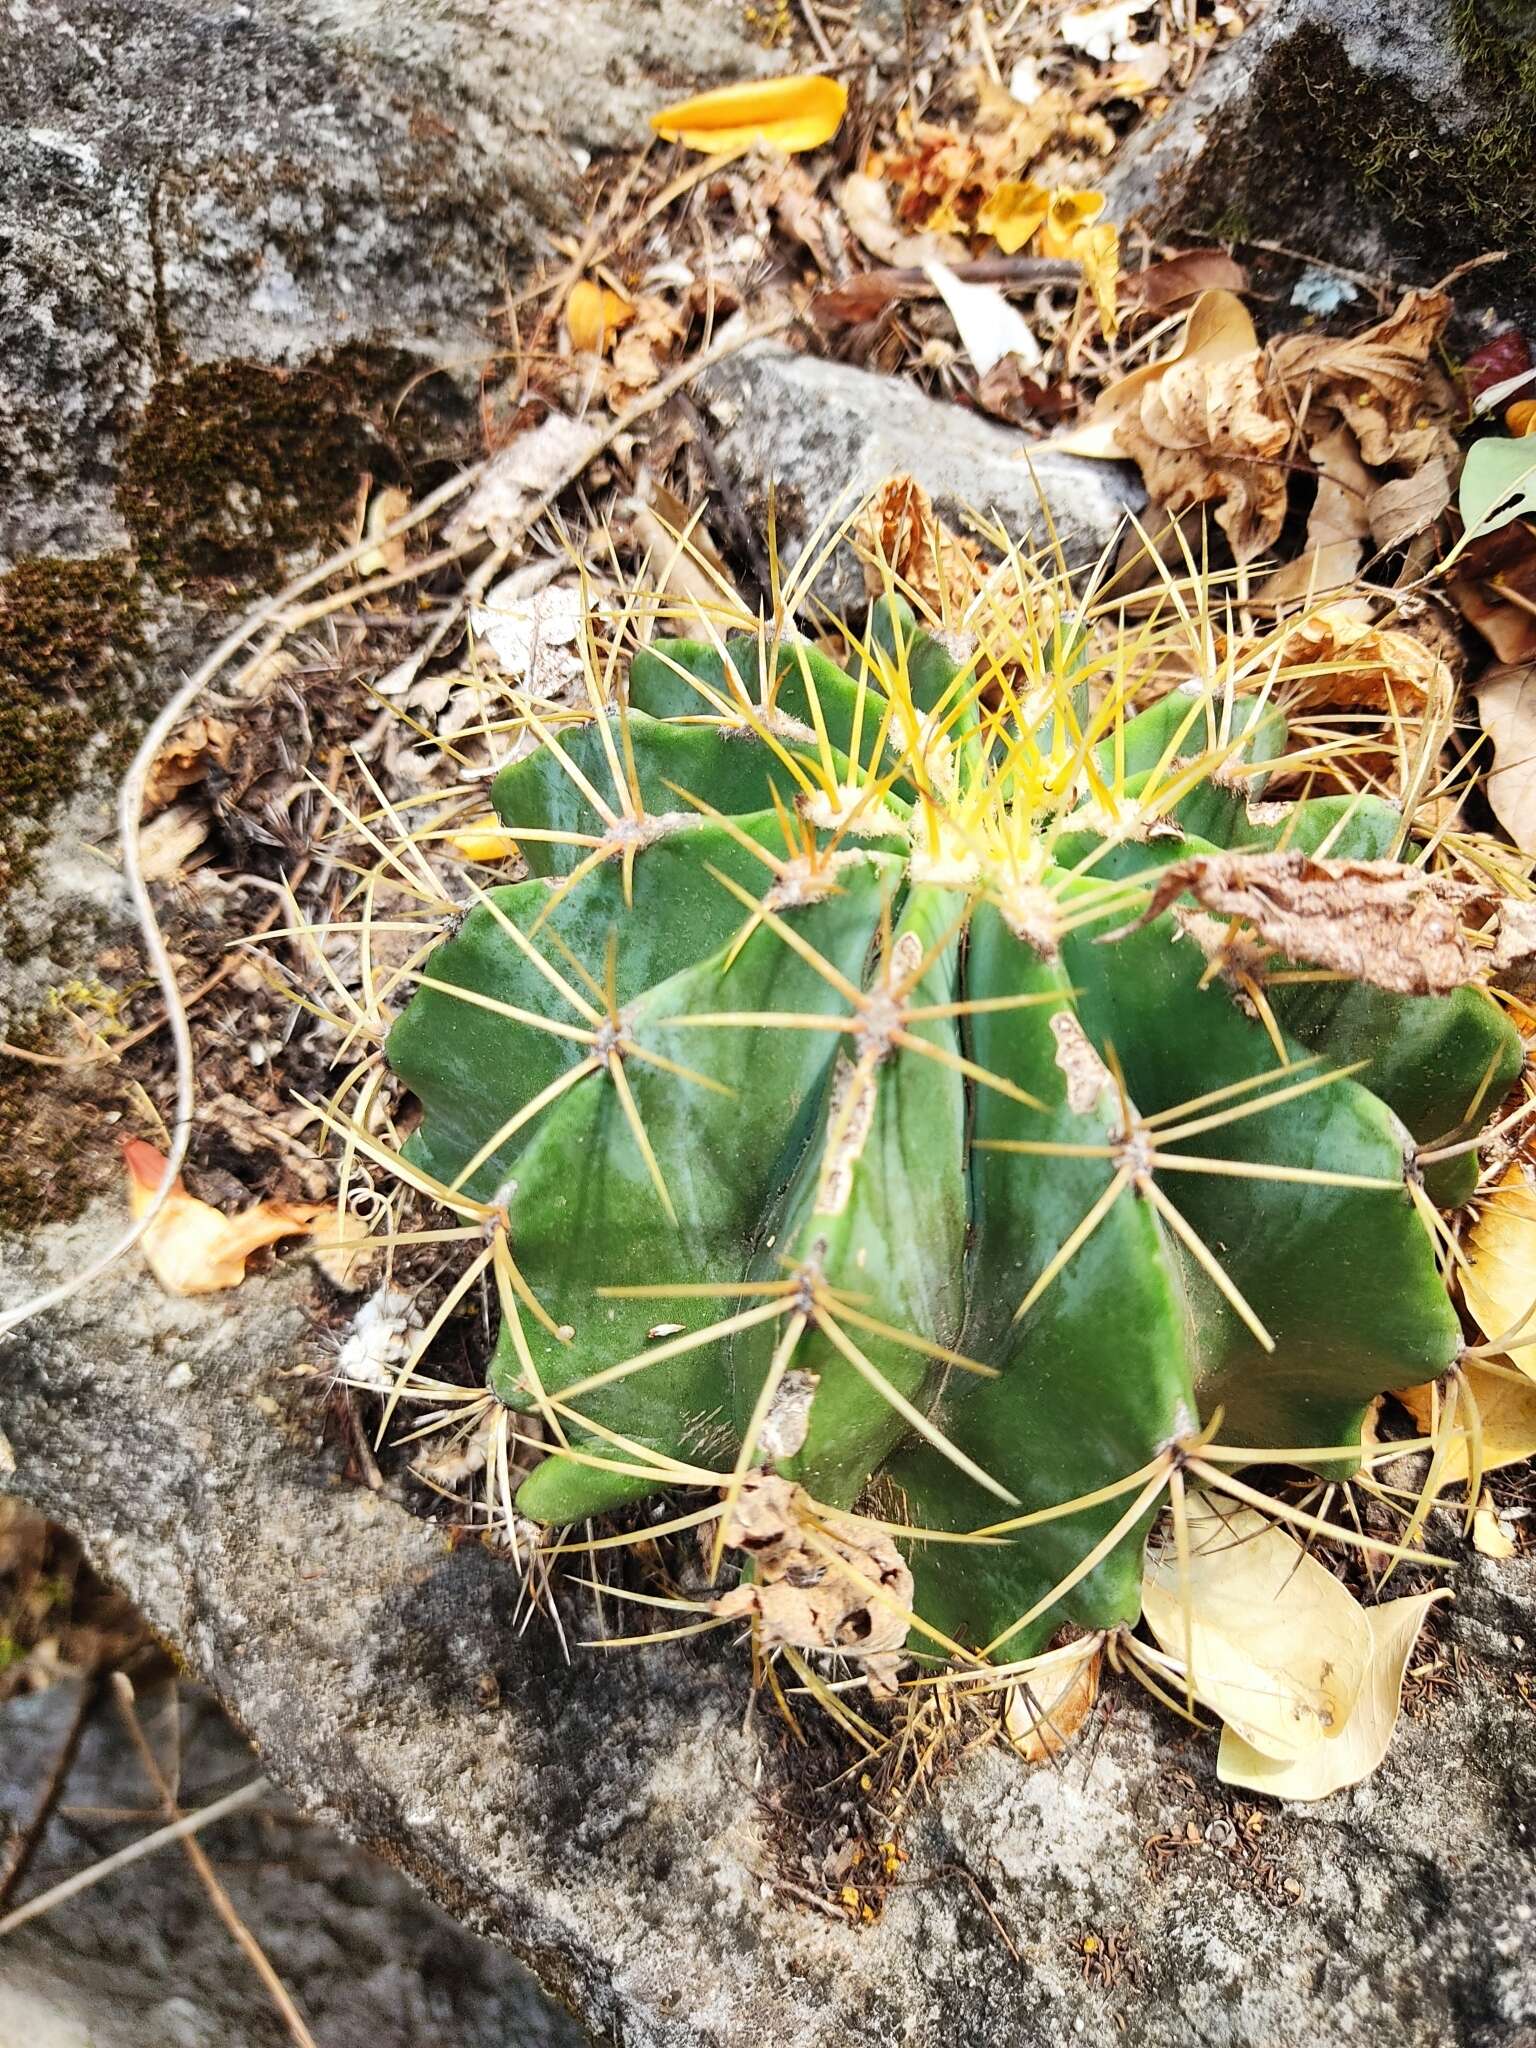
[
  {"x1": 1475, "y1": 662, "x2": 1536, "y2": 855},
  {"x1": 713, "y1": 1472, "x2": 912, "y2": 1696},
  {"x1": 1131, "y1": 850, "x2": 1494, "y2": 995},
  {"x1": 1270, "y1": 288, "x2": 1455, "y2": 469},
  {"x1": 854, "y1": 474, "x2": 987, "y2": 617}
]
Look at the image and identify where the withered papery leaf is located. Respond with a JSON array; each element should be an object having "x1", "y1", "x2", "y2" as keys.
[
  {"x1": 713, "y1": 1472, "x2": 913, "y2": 1696},
  {"x1": 1130, "y1": 851, "x2": 1497, "y2": 995}
]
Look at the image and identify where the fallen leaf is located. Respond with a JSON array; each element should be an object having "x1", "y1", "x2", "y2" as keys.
[
  {"x1": 975, "y1": 178, "x2": 1050, "y2": 254},
  {"x1": 1367, "y1": 455, "x2": 1453, "y2": 550},
  {"x1": 1216, "y1": 1590, "x2": 1448, "y2": 1800},
  {"x1": 1254, "y1": 421, "x2": 1369, "y2": 603},
  {"x1": 1394, "y1": 1367, "x2": 1536, "y2": 1482},
  {"x1": 1508, "y1": 399, "x2": 1536, "y2": 437},
  {"x1": 449, "y1": 413, "x2": 605, "y2": 544},
  {"x1": 836, "y1": 172, "x2": 967, "y2": 268},
  {"x1": 1004, "y1": 1635, "x2": 1103, "y2": 1759},
  {"x1": 1119, "y1": 251, "x2": 1249, "y2": 314},
  {"x1": 1115, "y1": 348, "x2": 1289, "y2": 562},
  {"x1": 470, "y1": 578, "x2": 587, "y2": 697},
  {"x1": 854, "y1": 474, "x2": 987, "y2": 616},
  {"x1": 1492, "y1": 897, "x2": 1536, "y2": 994},
  {"x1": 626, "y1": 478, "x2": 748, "y2": 631},
  {"x1": 650, "y1": 73, "x2": 847, "y2": 156},
  {"x1": 1472, "y1": 1489, "x2": 1517, "y2": 1559},
  {"x1": 1466, "y1": 330, "x2": 1533, "y2": 405},
  {"x1": 1270, "y1": 288, "x2": 1454, "y2": 469},
  {"x1": 143, "y1": 715, "x2": 236, "y2": 816},
  {"x1": 1037, "y1": 188, "x2": 1106, "y2": 260},
  {"x1": 1055, "y1": 291, "x2": 1286, "y2": 556},
  {"x1": 1072, "y1": 221, "x2": 1121, "y2": 340},
  {"x1": 566, "y1": 279, "x2": 635, "y2": 355},
  {"x1": 1142, "y1": 1495, "x2": 1371, "y2": 1760},
  {"x1": 138, "y1": 798, "x2": 212, "y2": 883},
  {"x1": 713, "y1": 1472, "x2": 912, "y2": 1697},
  {"x1": 1475, "y1": 662, "x2": 1536, "y2": 854},
  {"x1": 1257, "y1": 603, "x2": 1451, "y2": 711},
  {"x1": 123, "y1": 1139, "x2": 321, "y2": 1296},
  {"x1": 924, "y1": 259, "x2": 1041, "y2": 375},
  {"x1": 1060, "y1": 0, "x2": 1155, "y2": 60},
  {"x1": 306, "y1": 1211, "x2": 379, "y2": 1293},
  {"x1": 1449, "y1": 525, "x2": 1536, "y2": 664},
  {"x1": 1126, "y1": 850, "x2": 1493, "y2": 996},
  {"x1": 356, "y1": 485, "x2": 412, "y2": 578},
  {"x1": 1461, "y1": 1166, "x2": 1536, "y2": 1377},
  {"x1": 1460, "y1": 434, "x2": 1536, "y2": 544}
]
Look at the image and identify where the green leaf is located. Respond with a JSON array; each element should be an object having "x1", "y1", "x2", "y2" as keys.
[{"x1": 1459, "y1": 434, "x2": 1536, "y2": 543}]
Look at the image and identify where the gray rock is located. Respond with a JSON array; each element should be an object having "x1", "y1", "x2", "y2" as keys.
[
  {"x1": 700, "y1": 348, "x2": 1144, "y2": 617},
  {"x1": 1, "y1": 0, "x2": 777, "y2": 562},
  {"x1": 1107, "y1": 0, "x2": 1536, "y2": 314},
  {"x1": 0, "y1": 1678, "x2": 584, "y2": 2047},
  {"x1": 2, "y1": 1207, "x2": 1534, "y2": 2047}
]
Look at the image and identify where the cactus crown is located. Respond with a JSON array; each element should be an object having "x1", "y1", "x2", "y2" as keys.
[{"x1": 385, "y1": 553, "x2": 1520, "y2": 1674}]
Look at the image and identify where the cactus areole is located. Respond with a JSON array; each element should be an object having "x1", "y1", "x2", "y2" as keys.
[{"x1": 387, "y1": 597, "x2": 1519, "y2": 1668}]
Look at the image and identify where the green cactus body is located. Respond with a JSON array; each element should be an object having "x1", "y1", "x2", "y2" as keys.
[{"x1": 386, "y1": 600, "x2": 1519, "y2": 1664}]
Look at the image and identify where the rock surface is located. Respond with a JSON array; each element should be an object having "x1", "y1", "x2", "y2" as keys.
[
  {"x1": 0, "y1": 1677, "x2": 583, "y2": 2048},
  {"x1": 702, "y1": 348, "x2": 1144, "y2": 615},
  {"x1": 1108, "y1": 0, "x2": 1536, "y2": 313},
  {"x1": 1, "y1": 0, "x2": 775, "y2": 562},
  {"x1": 2, "y1": 1212, "x2": 1534, "y2": 2047}
]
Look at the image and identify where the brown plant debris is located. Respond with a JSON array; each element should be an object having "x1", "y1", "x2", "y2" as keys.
[
  {"x1": 714, "y1": 1473, "x2": 913, "y2": 1697},
  {"x1": 1131, "y1": 853, "x2": 1498, "y2": 996}
]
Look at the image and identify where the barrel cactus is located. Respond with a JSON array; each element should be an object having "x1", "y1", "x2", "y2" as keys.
[{"x1": 385, "y1": 591, "x2": 1520, "y2": 1674}]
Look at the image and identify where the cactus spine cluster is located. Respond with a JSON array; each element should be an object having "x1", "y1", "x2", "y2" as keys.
[{"x1": 387, "y1": 586, "x2": 1520, "y2": 1666}]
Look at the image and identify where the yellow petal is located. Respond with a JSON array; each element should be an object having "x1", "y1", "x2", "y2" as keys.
[
  {"x1": 1394, "y1": 1365, "x2": 1536, "y2": 1483},
  {"x1": 124, "y1": 1139, "x2": 321, "y2": 1296},
  {"x1": 1071, "y1": 221, "x2": 1120, "y2": 340},
  {"x1": 650, "y1": 74, "x2": 847, "y2": 156},
  {"x1": 1037, "y1": 187, "x2": 1106, "y2": 259},
  {"x1": 1506, "y1": 398, "x2": 1536, "y2": 436},
  {"x1": 567, "y1": 279, "x2": 635, "y2": 356},
  {"x1": 447, "y1": 820, "x2": 521, "y2": 862},
  {"x1": 1217, "y1": 1591, "x2": 1447, "y2": 1800},
  {"x1": 1141, "y1": 1492, "x2": 1370, "y2": 1760},
  {"x1": 1462, "y1": 1166, "x2": 1536, "y2": 1375},
  {"x1": 976, "y1": 179, "x2": 1050, "y2": 256}
]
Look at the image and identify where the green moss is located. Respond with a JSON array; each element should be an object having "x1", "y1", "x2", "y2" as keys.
[
  {"x1": 118, "y1": 345, "x2": 469, "y2": 592},
  {"x1": 0, "y1": 554, "x2": 144, "y2": 896},
  {"x1": 1176, "y1": 6, "x2": 1536, "y2": 286}
]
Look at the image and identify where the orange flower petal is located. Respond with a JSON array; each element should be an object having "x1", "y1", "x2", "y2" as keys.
[
  {"x1": 976, "y1": 179, "x2": 1051, "y2": 256},
  {"x1": 650, "y1": 74, "x2": 847, "y2": 156},
  {"x1": 1038, "y1": 188, "x2": 1106, "y2": 260},
  {"x1": 567, "y1": 279, "x2": 635, "y2": 356},
  {"x1": 124, "y1": 1139, "x2": 321, "y2": 1295},
  {"x1": 1506, "y1": 398, "x2": 1536, "y2": 437}
]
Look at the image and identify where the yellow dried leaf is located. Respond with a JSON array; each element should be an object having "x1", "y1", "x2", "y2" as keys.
[
  {"x1": 566, "y1": 279, "x2": 635, "y2": 356},
  {"x1": 1462, "y1": 1166, "x2": 1536, "y2": 1375},
  {"x1": 975, "y1": 178, "x2": 1050, "y2": 254},
  {"x1": 1055, "y1": 288, "x2": 1260, "y2": 460},
  {"x1": 1475, "y1": 662, "x2": 1536, "y2": 856},
  {"x1": 1004, "y1": 1635, "x2": 1103, "y2": 1760},
  {"x1": 357, "y1": 486, "x2": 412, "y2": 578},
  {"x1": 1472, "y1": 1489, "x2": 1517, "y2": 1559},
  {"x1": 1258, "y1": 602, "x2": 1451, "y2": 712},
  {"x1": 124, "y1": 1139, "x2": 321, "y2": 1296},
  {"x1": 1142, "y1": 1494, "x2": 1371, "y2": 1761},
  {"x1": 650, "y1": 74, "x2": 847, "y2": 156},
  {"x1": 1071, "y1": 220, "x2": 1120, "y2": 340},
  {"x1": 1216, "y1": 1590, "x2": 1447, "y2": 1801},
  {"x1": 1394, "y1": 1366, "x2": 1536, "y2": 1483},
  {"x1": 1508, "y1": 399, "x2": 1536, "y2": 437},
  {"x1": 1038, "y1": 188, "x2": 1106, "y2": 259}
]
